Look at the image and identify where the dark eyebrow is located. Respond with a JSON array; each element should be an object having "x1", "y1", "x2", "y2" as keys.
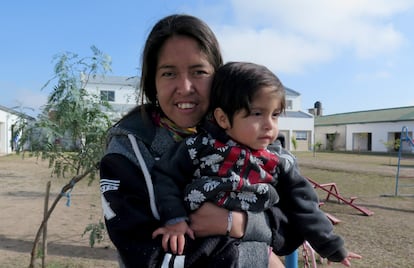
[
  {"x1": 157, "y1": 63, "x2": 208, "y2": 70},
  {"x1": 189, "y1": 63, "x2": 209, "y2": 68},
  {"x1": 157, "y1": 64, "x2": 175, "y2": 70}
]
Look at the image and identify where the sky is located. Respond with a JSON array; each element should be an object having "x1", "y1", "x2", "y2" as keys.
[{"x1": 1, "y1": 0, "x2": 414, "y2": 117}]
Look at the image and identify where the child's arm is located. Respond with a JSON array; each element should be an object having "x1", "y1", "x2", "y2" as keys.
[
  {"x1": 152, "y1": 220, "x2": 195, "y2": 255},
  {"x1": 269, "y1": 143, "x2": 361, "y2": 264}
]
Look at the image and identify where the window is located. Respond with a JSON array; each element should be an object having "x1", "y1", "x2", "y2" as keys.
[
  {"x1": 286, "y1": 100, "x2": 293, "y2": 110},
  {"x1": 100, "y1": 90, "x2": 115, "y2": 102},
  {"x1": 296, "y1": 131, "x2": 307, "y2": 140}
]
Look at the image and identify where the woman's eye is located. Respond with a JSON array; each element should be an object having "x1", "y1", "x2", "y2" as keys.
[
  {"x1": 161, "y1": 72, "x2": 175, "y2": 78},
  {"x1": 193, "y1": 70, "x2": 209, "y2": 76}
]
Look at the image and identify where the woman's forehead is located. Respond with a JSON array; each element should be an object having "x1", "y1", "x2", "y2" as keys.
[{"x1": 158, "y1": 36, "x2": 206, "y2": 62}]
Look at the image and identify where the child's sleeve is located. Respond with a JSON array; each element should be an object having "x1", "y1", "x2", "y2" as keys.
[{"x1": 274, "y1": 147, "x2": 348, "y2": 261}]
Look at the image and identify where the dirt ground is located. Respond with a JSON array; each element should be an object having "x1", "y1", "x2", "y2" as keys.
[
  {"x1": 0, "y1": 152, "x2": 413, "y2": 268},
  {"x1": 0, "y1": 154, "x2": 118, "y2": 268}
]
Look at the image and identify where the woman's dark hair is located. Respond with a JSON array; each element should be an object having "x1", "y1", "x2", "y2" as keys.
[
  {"x1": 140, "y1": 14, "x2": 223, "y2": 105},
  {"x1": 209, "y1": 62, "x2": 286, "y2": 125}
]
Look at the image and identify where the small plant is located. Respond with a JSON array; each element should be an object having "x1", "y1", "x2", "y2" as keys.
[
  {"x1": 36, "y1": 245, "x2": 44, "y2": 258},
  {"x1": 381, "y1": 139, "x2": 401, "y2": 165},
  {"x1": 82, "y1": 220, "x2": 106, "y2": 248},
  {"x1": 314, "y1": 141, "x2": 322, "y2": 151},
  {"x1": 394, "y1": 138, "x2": 401, "y2": 151},
  {"x1": 291, "y1": 137, "x2": 297, "y2": 150}
]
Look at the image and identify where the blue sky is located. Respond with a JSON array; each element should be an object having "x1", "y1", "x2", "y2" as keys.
[{"x1": 1, "y1": 0, "x2": 413, "y2": 117}]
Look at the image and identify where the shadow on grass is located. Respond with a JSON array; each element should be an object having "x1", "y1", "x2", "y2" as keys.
[
  {"x1": 359, "y1": 202, "x2": 414, "y2": 214},
  {"x1": 323, "y1": 199, "x2": 414, "y2": 214},
  {"x1": 0, "y1": 235, "x2": 117, "y2": 260}
]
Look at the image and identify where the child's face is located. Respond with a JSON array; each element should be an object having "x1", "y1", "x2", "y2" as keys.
[{"x1": 224, "y1": 86, "x2": 282, "y2": 150}]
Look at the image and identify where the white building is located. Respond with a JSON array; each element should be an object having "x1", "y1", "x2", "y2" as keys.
[
  {"x1": 84, "y1": 75, "x2": 315, "y2": 151},
  {"x1": 314, "y1": 106, "x2": 414, "y2": 153},
  {"x1": 0, "y1": 105, "x2": 34, "y2": 155},
  {"x1": 82, "y1": 74, "x2": 139, "y2": 121},
  {"x1": 279, "y1": 88, "x2": 314, "y2": 151}
]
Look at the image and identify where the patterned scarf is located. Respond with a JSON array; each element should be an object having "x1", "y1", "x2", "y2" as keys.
[{"x1": 152, "y1": 112, "x2": 197, "y2": 142}]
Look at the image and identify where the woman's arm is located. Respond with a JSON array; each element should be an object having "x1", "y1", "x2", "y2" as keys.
[
  {"x1": 189, "y1": 203, "x2": 276, "y2": 268},
  {"x1": 189, "y1": 202, "x2": 272, "y2": 244},
  {"x1": 100, "y1": 153, "x2": 163, "y2": 267},
  {"x1": 189, "y1": 203, "x2": 242, "y2": 237}
]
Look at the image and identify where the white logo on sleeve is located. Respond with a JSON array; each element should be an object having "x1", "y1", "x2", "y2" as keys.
[
  {"x1": 100, "y1": 179, "x2": 120, "y2": 220},
  {"x1": 100, "y1": 179, "x2": 120, "y2": 193},
  {"x1": 101, "y1": 195, "x2": 116, "y2": 220}
]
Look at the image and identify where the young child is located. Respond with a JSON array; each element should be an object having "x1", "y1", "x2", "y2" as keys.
[{"x1": 152, "y1": 62, "x2": 360, "y2": 267}]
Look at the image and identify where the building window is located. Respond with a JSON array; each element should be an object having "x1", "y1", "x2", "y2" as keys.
[
  {"x1": 296, "y1": 131, "x2": 307, "y2": 140},
  {"x1": 100, "y1": 90, "x2": 115, "y2": 102},
  {"x1": 286, "y1": 100, "x2": 293, "y2": 110}
]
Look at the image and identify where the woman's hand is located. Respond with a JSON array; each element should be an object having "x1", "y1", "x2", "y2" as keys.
[{"x1": 189, "y1": 202, "x2": 246, "y2": 238}]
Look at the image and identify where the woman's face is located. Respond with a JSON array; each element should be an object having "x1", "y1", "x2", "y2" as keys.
[{"x1": 155, "y1": 35, "x2": 214, "y2": 128}]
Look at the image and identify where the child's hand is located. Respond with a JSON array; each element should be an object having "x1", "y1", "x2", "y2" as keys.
[
  {"x1": 152, "y1": 221, "x2": 195, "y2": 255},
  {"x1": 328, "y1": 251, "x2": 362, "y2": 267},
  {"x1": 341, "y1": 251, "x2": 362, "y2": 267}
]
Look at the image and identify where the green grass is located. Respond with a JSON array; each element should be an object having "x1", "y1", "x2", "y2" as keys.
[{"x1": 287, "y1": 151, "x2": 414, "y2": 267}]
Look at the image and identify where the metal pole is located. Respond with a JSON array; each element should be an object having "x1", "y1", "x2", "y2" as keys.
[
  {"x1": 394, "y1": 126, "x2": 406, "y2": 196},
  {"x1": 285, "y1": 250, "x2": 298, "y2": 268}
]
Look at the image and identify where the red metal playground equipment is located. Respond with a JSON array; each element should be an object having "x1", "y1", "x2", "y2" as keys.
[
  {"x1": 394, "y1": 126, "x2": 414, "y2": 196},
  {"x1": 306, "y1": 177, "x2": 374, "y2": 216}
]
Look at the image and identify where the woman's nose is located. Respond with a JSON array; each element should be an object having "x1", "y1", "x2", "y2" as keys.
[{"x1": 176, "y1": 74, "x2": 193, "y2": 94}]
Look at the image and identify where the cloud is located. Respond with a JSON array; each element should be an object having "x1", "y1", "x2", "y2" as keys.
[
  {"x1": 217, "y1": 26, "x2": 334, "y2": 73},
  {"x1": 207, "y1": 0, "x2": 412, "y2": 73}
]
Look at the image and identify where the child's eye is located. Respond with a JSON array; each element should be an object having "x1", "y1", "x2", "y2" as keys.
[{"x1": 273, "y1": 112, "x2": 281, "y2": 117}]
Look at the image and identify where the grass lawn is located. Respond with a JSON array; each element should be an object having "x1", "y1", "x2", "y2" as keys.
[{"x1": 288, "y1": 151, "x2": 414, "y2": 267}]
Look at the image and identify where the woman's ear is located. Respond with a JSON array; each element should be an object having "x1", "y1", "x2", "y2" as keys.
[{"x1": 214, "y1": 108, "x2": 230, "y2": 129}]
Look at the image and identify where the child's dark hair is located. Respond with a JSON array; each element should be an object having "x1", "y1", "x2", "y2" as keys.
[{"x1": 209, "y1": 62, "x2": 285, "y2": 125}]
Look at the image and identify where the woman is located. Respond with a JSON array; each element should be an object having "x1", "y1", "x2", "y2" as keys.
[{"x1": 99, "y1": 14, "x2": 292, "y2": 267}]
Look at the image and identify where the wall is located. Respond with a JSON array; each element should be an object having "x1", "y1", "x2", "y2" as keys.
[
  {"x1": 314, "y1": 125, "x2": 346, "y2": 151},
  {"x1": 0, "y1": 110, "x2": 19, "y2": 155},
  {"x1": 289, "y1": 95, "x2": 302, "y2": 111},
  {"x1": 346, "y1": 122, "x2": 414, "y2": 152},
  {"x1": 83, "y1": 76, "x2": 139, "y2": 121},
  {"x1": 279, "y1": 115, "x2": 314, "y2": 151}
]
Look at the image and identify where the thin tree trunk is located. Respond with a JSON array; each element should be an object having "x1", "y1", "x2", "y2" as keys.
[
  {"x1": 41, "y1": 181, "x2": 51, "y2": 268},
  {"x1": 28, "y1": 165, "x2": 97, "y2": 268}
]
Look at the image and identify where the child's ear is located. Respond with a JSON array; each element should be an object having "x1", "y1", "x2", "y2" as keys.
[{"x1": 214, "y1": 108, "x2": 230, "y2": 129}]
